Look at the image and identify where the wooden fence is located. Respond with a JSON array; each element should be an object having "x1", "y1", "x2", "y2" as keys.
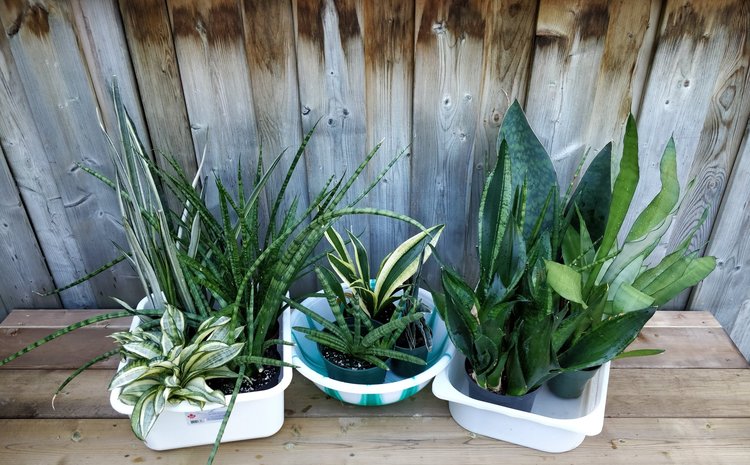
[{"x1": 0, "y1": 0, "x2": 748, "y2": 357}]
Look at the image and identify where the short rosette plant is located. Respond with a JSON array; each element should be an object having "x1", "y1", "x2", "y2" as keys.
[{"x1": 109, "y1": 305, "x2": 244, "y2": 440}]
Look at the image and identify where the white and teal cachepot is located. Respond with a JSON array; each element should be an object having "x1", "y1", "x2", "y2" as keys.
[{"x1": 291, "y1": 288, "x2": 455, "y2": 406}]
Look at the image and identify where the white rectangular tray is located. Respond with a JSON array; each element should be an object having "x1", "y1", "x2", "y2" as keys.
[{"x1": 432, "y1": 354, "x2": 609, "y2": 452}]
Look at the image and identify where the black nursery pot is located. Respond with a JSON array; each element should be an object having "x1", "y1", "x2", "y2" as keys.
[
  {"x1": 390, "y1": 343, "x2": 429, "y2": 378},
  {"x1": 320, "y1": 345, "x2": 387, "y2": 384},
  {"x1": 547, "y1": 366, "x2": 600, "y2": 399},
  {"x1": 464, "y1": 360, "x2": 539, "y2": 412}
]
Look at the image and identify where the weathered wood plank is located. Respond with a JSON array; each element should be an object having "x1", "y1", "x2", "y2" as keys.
[
  {"x1": 118, "y1": 0, "x2": 197, "y2": 180},
  {"x1": 613, "y1": 327, "x2": 749, "y2": 368},
  {"x1": 0, "y1": 310, "x2": 129, "y2": 369},
  {"x1": 294, "y1": 0, "x2": 371, "y2": 252},
  {"x1": 69, "y1": 0, "x2": 151, "y2": 151},
  {"x1": 691, "y1": 119, "x2": 750, "y2": 360},
  {"x1": 411, "y1": 0, "x2": 488, "y2": 283},
  {"x1": 607, "y1": 369, "x2": 750, "y2": 418},
  {"x1": 167, "y1": 0, "x2": 260, "y2": 206},
  {"x1": 526, "y1": 0, "x2": 660, "y2": 188},
  {"x1": 462, "y1": 0, "x2": 538, "y2": 282},
  {"x1": 647, "y1": 310, "x2": 723, "y2": 328},
  {"x1": 0, "y1": 3, "x2": 98, "y2": 308},
  {"x1": 361, "y1": 0, "x2": 415, "y2": 262},
  {"x1": 4, "y1": 366, "x2": 748, "y2": 421},
  {"x1": 0, "y1": 146, "x2": 60, "y2": 318},
  {"x1": 0, "y1": 417, "x2": 748, "y2": 464},
  {"x1": 242, "y1": 0, "x2": 308, "y2": 216},
  {"x1": 0, "y1": 0, "x2": 142, "y2": 308},
  {"x1": 628, "y1": 0, "x2": 750, "y2": 281},
  {"x1": 242, "y1": 0, "x2": 314, "y2": 292}
]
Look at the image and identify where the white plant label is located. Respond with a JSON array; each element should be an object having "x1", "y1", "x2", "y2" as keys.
[{"x1": 184, "y1": 408, "x2": 227, "y2": 425}]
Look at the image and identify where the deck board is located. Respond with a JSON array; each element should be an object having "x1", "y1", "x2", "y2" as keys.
[
  {"x1": 0, "y1": 417, "x2": 748, "y2": 465},
  {"x1": 0, "y1": 310, "x2": 747, "y2": 464}
]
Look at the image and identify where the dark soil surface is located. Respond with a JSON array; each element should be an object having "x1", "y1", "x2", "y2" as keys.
[
  {"x1": 208, "y1": 347, "x2": 281, "y2": 394},
  {"x1": 320, "y1": 345, "x2": 378, "y2": 370}
]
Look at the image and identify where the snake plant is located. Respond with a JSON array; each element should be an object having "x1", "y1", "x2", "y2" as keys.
[
  {"x1": 0, "y1": 80, "x2": 425, "y2": 465},
  {"x1": 109, "y1": 305, "x2": 244, "y2": 440},
  {"x1": 434, "y1": 101, "x2": 561, "y2": 396},
  {"x1": 323, "y1": 224, "x2": 443, "y2": 319},
  {"x1": 289, "y1": 267, "x2": 425, "y2": 370},
  {"x1": 434, "y1": 101, "x2": 716, "y2": 397},
  {"x1": 546, "y1": 116, "x2": 716, "y2": 371}
]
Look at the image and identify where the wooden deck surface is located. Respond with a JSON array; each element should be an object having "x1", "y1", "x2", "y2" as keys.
[{"x1": 1, "y1": 311, "x2": 748, "y2": 464}]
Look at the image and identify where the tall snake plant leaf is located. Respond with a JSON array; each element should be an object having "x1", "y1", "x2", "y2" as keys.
[
  {"x1": 558, "y1": 308, "x2": 655, "y2": 371},
  {"x1": 625, "y1": 138, "x2": 680, "y2": 242},
  {"x1": 348, "y1": 230, "x2": 371, "y2": 291},
  {"x1": 567, "y1": 143, "x2": 612, "y2": 245},
  {"x1": 600, "y1": 139, "x2": 680, "y2": 285},
  {"x1": 434, "y1": 268, "x2": 479, "y2": 361},
  {"x1": 585, "y1": 115, "x2": 640, "y2": 294},
  {"x1": 373, "y1": 224, "x2": 444, "y2": 314},
  {"x1": 498, "y1": 100, "x2": 558, "y2": 239},
  {"x1": 478, "y1": 139, "x2": 513, "y2": 291},
  {"x1": 649, "y1": 256, "x2": 716, "y2": 306}
]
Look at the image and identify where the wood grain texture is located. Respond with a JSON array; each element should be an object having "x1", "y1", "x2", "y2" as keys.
[
  {"x1": 0, "y1": 310, "x2": 129, "y2": 369},
  {"x1": 691, "y1": 119, "x2": 750, "y2": 359},
  {"x1": 411, "y1": 0, "x2": 488, "y2": 283},
  {"x1": 613, "y1": 327, "x2": 749, "y2": 368},
  {"x1": 0, "y1": 7, "x2": 96, "y2": 308},
  {"x1": 629, "y1": 0, "x2": 750, "y2": 280},
  {"x1": 168, "y1": 0, "x2": 260, "y2": 208},
  {"x1": 242, "y1": 0, "x2": 314, "y2": 292},
  {"x1": 0, "y1": 147, "x2": 59, "y2": 317},
  {"x1": 0, "y1": 0, "x2": 141, "y2": 307},
  {"x1": 118, "y1": 0, "x2": 197, "y2": 179},
  {"x1": 462, "y1": 0, "x2": 538, "y2": 282},
  {"x1": 362, "y1": 0, "x2": 415, "y2": 262},
  {"x1": 69, "y1": 0, "x2": 150, "y2": 151},
  {"x1": 2, "y1": 367, "x2": 749, "y2": 420},
  {"x1": 526, "y1": 0, "x2": 660, "y2": 188},
  {"x1": 242, "y1": 0, "x2": 309, "y2": 220},
  {"x1": 606, "y1": 369, "x2": 750, "y2": 418},
  {"x1": 294, "y1": 0, "x2": 371, "y2": 253},
  {"x1": 0, "y1": 417, "x2": 748, "y2": 464}
]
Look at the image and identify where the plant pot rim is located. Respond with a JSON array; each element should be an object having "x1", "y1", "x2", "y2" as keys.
[{"x1": 109, "y1": 296, "x2": 293, "y2": 415}]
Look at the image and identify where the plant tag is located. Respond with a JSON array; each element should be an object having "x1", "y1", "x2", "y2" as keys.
[{"x1": 184, "y1": 408, "x2": 227, "y2": 425}]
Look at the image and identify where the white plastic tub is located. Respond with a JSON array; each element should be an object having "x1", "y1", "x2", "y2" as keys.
[
  {"x1": 291, "y1": 289, "x2": 456, "y2": 406},
  {"x1": 432, "y1": 353, "x2": 609, "y2": 452},
  {"x1": 109, "y1": 298, "x2": 293, "y2": 451}
]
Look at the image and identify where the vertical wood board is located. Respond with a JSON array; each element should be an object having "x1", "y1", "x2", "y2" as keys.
[
  {"x1": 691, "y1": 118, "x2": 750, "y2": 360},
  {"x1": 168, "y1": 0, "x2": 260, "y2": 209},
  {"x1": 0, "y1": 0, "x2": 140, "y2": 307},
  {"x1": 463, "y1": 0, "x2": 538, "y2": 281},
  {"x1": 362, "y1": 0, "x2": 415, "y2": 262},
  {"x1": 628, "y1": 0, "x2": 750, "y2": 273},
  {"x1": 411, "y1": 0, "x2": 487, "y2": 282},
  {"x1": 69, "y1": 0, "x2": 151, "y2": 152},
  {"x1": 118, "y1": 0, "x2": 197, "y2": 180},
  {"x1": 294, "y1": 0, "x2": 371, "y2": 254},
  {"x1": 242, "y1": 0, "x2": 314, "y2": 292},
  {"x1": 0, "y1": 146, "x2": 60, "y2": 317},
  {"x1": 526, "y1": 0, "x2": 660, "y2": 189}
]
